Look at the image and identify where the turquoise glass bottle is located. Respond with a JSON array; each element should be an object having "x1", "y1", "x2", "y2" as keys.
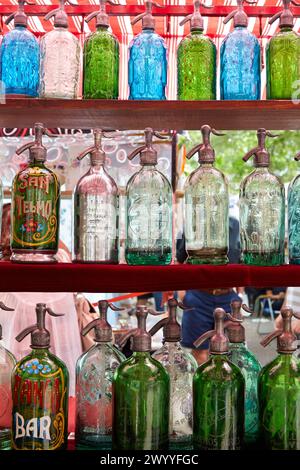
[
  {"x1": 288, "y1": 150, "x2": 300, "y2": 264},
  {"x1": 113, "y1": 306, "x2": 170, "y2": 450},
  {"x1": 259, "y1": 307, "x2": 300, "y2": 450},
  {"x1": 193, "y1": 308, "x2": 245, "y2": 450},
  {"x1": 226, "y1": 300, "x2": 261, "y2": 447},
  {"x1": 220, "y1": 0, "x2": 261, "y2": 100},
  {"x1": 177, "y1": 1, "x2": 216, "y2": 100},
  {"x1": 128, "y1": 1, "x2": 167, "y2": 100},
  {"x1": 75, "y1": 300, "x2": 125, "y2": 449},
  {"x1": 125, "y1": 128, "x2": 172, "y2": 266},
  {"x1": 150, "y1": 298, "x2": 198, "y2": 450},
  {"x1": 184, "y1": 125, "x2": 229, "y2": 264},
  {"x1": 0, "y1": 0, "x2": 39, "y2": 97},
  {"x1": 267, "y1": 0, "x2": 300, "y2": 99},
  {"x1": 12, "y1": 304, "x2": 69, "y2": 450},
  {"x1": 83, "y1": 0, "x2": 119, "y2": 99},
  {"x1": 240, "y1": 129, "x2": 285, "y2": 266}
]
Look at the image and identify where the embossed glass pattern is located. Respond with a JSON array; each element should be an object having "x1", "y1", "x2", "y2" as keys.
[
  {"x1": 258, "y1": 354, "x2": 300, "y2": 450},
  {"x1": 177, "y1": 30, "x2": 216, "y2": 100},
  {"x1": 193, "y1": 354, "x2": 245, "y2": 450},
  {"x1": 184, "y1": 163, "x2": 229, "y2": 264},
  {"x1": 112, "y1": 352, "x2": 170, "y2": 450},
  {"x1": 125, "y1": 165, "x2": 172, "y2": 265},
  {"x1": 0, "y1": 26, "x2": 39, "y2": 97},
  {"x1": 267, "y1": 28, "x2": 300, "y2": 99},
  {"x1": 239, "y1": 167, "x2": 285, "y2": 265},
  {"x1": 288, "y1": 172, "x2": 300, "y2": 264},
  {"x1": 83, "y1": 26, "x2": 119, "y2": 99},
  {"x1": 0, "y1": 341, "x2": 16, "y2": 450},
  {"x1": 40, "y1": 27, "x2": 80, "y2": 99},
  {"x1": 152, "y1": 342, "x2": 197, "y2": 450},
  {"x1": 75, "y1": 343, "x2": 125, "y2": 449},
  {"x1": 128, "y1": 29, "x2": 167, "y2": 100},
  {"x1": 229, "y1": 342, "x2": 261, "y2": 447},
  {"x1": 220, "y1": 26, "x2": 261, "y2": 100}
]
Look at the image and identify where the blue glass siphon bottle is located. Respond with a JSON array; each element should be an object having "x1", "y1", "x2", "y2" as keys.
[
  {"x1": 0, "y1": 0, "x2": 39, "y2": 97},
  {"x1": 288, "y1": 150, "x2": 300, "y2": 264},
  {"x1": 220, "y1": 0, "x2": 261, "y2": 100},
  {"x1": 128, "y1": 1, "x2": 167, "y2": 100}
]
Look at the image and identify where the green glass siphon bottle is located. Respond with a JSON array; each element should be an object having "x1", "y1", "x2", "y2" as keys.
[
  {"x1": 75, "y1": 300, "x2": 125, "y2": 449},
  {"x1": 267, "y1": 0, "x2": 300, "y2": 100},
  {"x1": 177, "y1": 1, "x2": 216, "y2": 100},
  {"x1": 113, "y1": 306, "x2": 170, "y2": 450},
  {"x1": 193, "y1": 308, "x2": 245, "y2": 450},
  {"x1": 150, "y1": 298, "x2": 198, "y2": 450},
  {"x1": 12, "y1": 303, "x2": 69, "y2": 450},
  {"x1": 225, "y1": 300, "x2": 261, "y2": 448},
  {"x1": 259, "y1": 307, "x2": 300, "y2": 450},
  {"x1": 125, "y1": 128, "x2": 172, "y2": 266},
  {"x1": 83, "y1": 0, "x2": 119, "y2": 99},
  {"x1": 11, "y1": 123, "x2": 60, "y2": 263},
  {"x1": 0, "y1": 302, "x2": 16, "y2": 450},
  {"x1": 239, "y1": 129, "x2": 285, "y2": 266},
  {"x1": 184, "y1": 125, "x2": 229, "y2": 264}
]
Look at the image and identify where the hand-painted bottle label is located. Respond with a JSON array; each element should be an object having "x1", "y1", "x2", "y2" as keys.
[
  {"x1": 11, "y1": 166, "x2": 60, "y2": 252},
  {"x1": 12, "y1": 358, "x2": 68, "y2": 450}
]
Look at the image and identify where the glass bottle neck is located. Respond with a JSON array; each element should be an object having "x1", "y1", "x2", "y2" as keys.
[
  {"x1": 229, "y1": 342, "x2": 246, "y2": 350},
  {"x1": 132, "y1": 351, "x2": 151, "y2": 358},
  {"x1": 199, "y1": 162, "x2": 214, "y2": 168},
  {"x1": 96, "y1": 25, "x2": 109, "y2": 32},
  {"x1": 140, "y1": 164, "x2": 157, "y2": 170},
  {"x1": 280, "y1": 26, "x2": 293, "y2": 33},
  {"x1": 142, "y1": 28, "x2": 155, "y2": 33},
  {"x1": 253, "y1": 166, "x2": 269, "y2": 173},
  {"x1": 30, "y1": 348, "x2": 50, "y2": 356},
  {"x1": 191, "y1": 29, "x2": 203, "y2": 35}
]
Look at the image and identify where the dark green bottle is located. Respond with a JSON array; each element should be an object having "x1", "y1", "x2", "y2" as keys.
[
  {"x1": 259, "y1": 307, "x2": 300, "y2": 450},
  {"x1": 193, "y1": 308, "x2": 245, "y2": 450},
  {"x1": 112, "y1": 306, "x2": 170, "y2": 450}
]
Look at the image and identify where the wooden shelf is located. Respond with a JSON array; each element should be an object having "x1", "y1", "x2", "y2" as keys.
[
  {"x1": 0, "y1": 262, "x2": 298, "y2": 292},
  {"x1": 1, "y1": 99, "x2": 300, "y2": 131}
]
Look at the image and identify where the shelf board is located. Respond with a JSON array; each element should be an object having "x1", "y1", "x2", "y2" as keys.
[
  {"x1": 1, "y1": 99, "x2": 300, "y2": 131},
  {"x1": 0, "y1": 262, "x2": 298, "y2": 292}
]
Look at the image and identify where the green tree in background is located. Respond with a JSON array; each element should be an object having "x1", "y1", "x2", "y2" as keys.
[{"x1": 179, "y1": 130, "x2": 300, "y2": 193}]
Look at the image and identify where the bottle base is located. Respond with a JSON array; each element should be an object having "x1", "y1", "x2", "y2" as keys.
[
  {"x1": 186, "y1": 249, "x2": 228, "y2": 265},
  {"x1": 242, "y1": 251, "x2": 284, "y2": 266},
  {"x1": 11, "y1": 251, "x2": 57, "y2": 264},
  {"x1": 0, "y1": 429, "x2": 12, "y2": 450},
  {"x1": 76, "y1": 434, "x2": 112, "y2": 450},
  {"x1": 169, "y1": 436, "x2": 193, "y2": 450},
  {"x1": 125, "y1": 250, "x2": 172, "y2": 266},
  {"x1": 289, "y1": 258, "x2": 300, "y2": 265},
  {"x1": 72, "y1": 258, "x2": 118, "y2": 264}
]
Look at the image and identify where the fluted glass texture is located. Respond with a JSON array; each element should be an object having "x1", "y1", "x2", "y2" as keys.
[
  {"x1": 239, "y1": 167, "x2": 285, "y2": 265},
  {"x1": 288, "y1": 173, "x2": 300, "y2": 264},
  {"x1": 83, "y1": 27, "x2": 119, "y2": 99},
  {"x1": 258, "y1": 354, "x2": 300, "y2": 449},
  {"x1": 177, "y1": 30, "x2": 216, "y2": 100},
  {"x1": 0, "y1": 343, "x2": 16, "y2": 450},
  {"x1": 220, "y1": 27, "x2": 261, "y2": 100},
  {"x1": 229, "y1": 342, "x2": 261, "y2": 447},
  {"x1": 184, "y1": 163, "x2": 229, "y2": 264},
  {"x1": 73, "y1": 165, "x2": 119, "y2": 263},
  {"x1": 152, "y1": 342, "x2": 198, "y2": 449},
  {"x1": 125, "y1": 165, "x2": 172, "y2": 265},
  {"x1": 128, "y1": 29, "x2": 167, "y2": 100},
  {"x1": 193, "y1": 354, "x2": 245, "y2": 450},
  {"x1": 0, "y1": 26, "x2": 39, "y2": 97},
  {"x1": 267, "y1": 28, "x2": 300, "y2": 99},
  {"x1": 112, "y1": 352, "x2": 170, "y2": 450},
  {"x1": 40, "y1": 28, "x2": 80, "y2": 99},
  {"x1": 75, "y1": 343, "x2": 125, "y2": 449}
]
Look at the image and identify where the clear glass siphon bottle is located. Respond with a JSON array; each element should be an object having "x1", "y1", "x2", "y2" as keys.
[
  {"x1": 75, "y1": 300, "x2": 125, "y2": 449},
  {"x1": 113, "y1": 306, "x2": 170, "y2": 450},
  {"x1": 0, "y1": 0, "x2": 39, "y2": 97},
  {"x1": 39, "y1": 0, "x2": 80, "y2": 99},
  {"x1": 83, "y1": 0, "x2": 119, "y2": 99},
  {"x1": 150, "y1": 298, "x2": 198, "y2": 450},
  {"x1": 220, "y1": 0, "x2": 261, "y2": 100},
  {"x1": 267, "y1": 0, "x2": 300, "y2": 100},
  {"x1": 125, "y1": 128, "x2": 172, "y2": 265},
  {"x1": 11, "y1": 123, "x2": 60, "y2": 263},
  {"x1": 177, "y1": 1, "x2": 216, "y2": 100},
  {"x1": 0, "y1": 302, "x2": 16, "y2": 450},
  {"x1": 73, "y1": 130, "x2": 119, "y2": 263},
  {"x1": 259, "y1": 307, "x2": 300, "y2": 450},
  {"x1": 128, "y1": 0, "x2": 167, "y2": 100},
  {"x1": 226, "y1": 300, "x2": 261, "y2": 448},
  {"x1": 193, "y1": 308, "x2": 245, "y2": 450},
  {"x1": 12, "y1": 303, "x2": 69, "y2": 450},
  {"x1": 184, "y1": 125, "x2": 229, "y2": 265},
  {"x1": 239, "y1": 129, "x2": 285, "y2": 266},
  {"x1": 288, "y1": 150, "x2": 300, "y2": 264}
]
